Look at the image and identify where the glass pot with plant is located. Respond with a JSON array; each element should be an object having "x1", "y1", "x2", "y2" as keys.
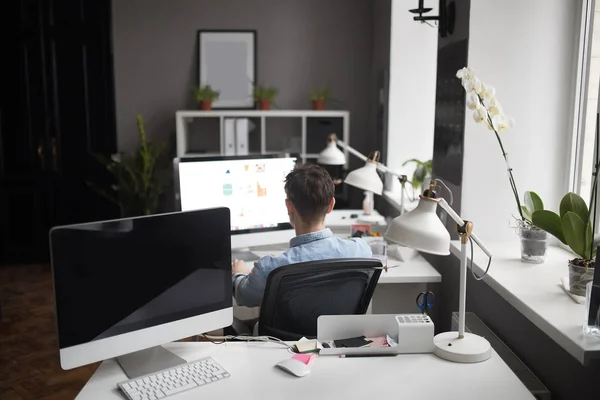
[
  {"x1": 193, "y1": 85, "x2": 220, "y2": 110},
  {"x1": 532, "y1": 166, "x2": 599, "y2": 296},
  {"x1": 519, "y1": 191, "x2": 548, "y2": 263},
  {"x1": 456, "y1": 67, "x2": 549, "y2": 262},
  {"x1": 402, "y1": 159, "x2": 432, "y2": 194},
  {"x1": 253, "y1": 84, "x2": 278, "y2": 110}
]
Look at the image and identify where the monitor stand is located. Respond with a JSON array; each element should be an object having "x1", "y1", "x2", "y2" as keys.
[
  {"x1": 231, "y1": 247, "x2": 260, "y2": 262},
  {"x1": 117, "y1": 346, "x2": 186, "y2": 379}
]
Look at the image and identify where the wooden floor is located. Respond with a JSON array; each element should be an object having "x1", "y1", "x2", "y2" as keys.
[{"x1": 0, "y1": 264, "x2": 98, "y2": 399}]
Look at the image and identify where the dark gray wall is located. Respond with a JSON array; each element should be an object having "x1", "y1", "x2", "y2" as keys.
[{"x1": 112, "y1": 0, "x2": 380, "y2": 164}]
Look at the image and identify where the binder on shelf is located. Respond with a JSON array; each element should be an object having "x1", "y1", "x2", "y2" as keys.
[
  {"x1": 235, "y1": 118, "x2": 249, "y2": 156},
  {"x1": 223, "y1": 118, "x2": 236, "y2": 156}
]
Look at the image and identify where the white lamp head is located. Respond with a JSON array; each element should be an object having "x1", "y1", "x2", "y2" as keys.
[
  {"x1": 384, "y1": 189, "x2": 451, "y2": 255},
  {"x1": 344, "y1": 151, "x2": 384, "y2": 195},
  {"x1": 317, "y1": 134, "x2": 346, "y2": 165}
]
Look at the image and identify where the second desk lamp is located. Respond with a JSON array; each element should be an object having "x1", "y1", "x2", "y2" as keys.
[{"x1": 317, "y1": 134, "x2": 409, "y2": 218}]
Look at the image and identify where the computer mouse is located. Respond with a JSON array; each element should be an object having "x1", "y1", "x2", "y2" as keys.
[{"x1": 275, "y1": 358, "x2": 311, "y2": 377}]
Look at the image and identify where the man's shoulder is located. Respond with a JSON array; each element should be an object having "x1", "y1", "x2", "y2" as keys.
[{"x1": 332, "y1": 236, "x2": 372, "y2": 257}]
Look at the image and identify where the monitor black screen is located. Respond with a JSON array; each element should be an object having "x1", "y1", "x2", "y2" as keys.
[{"x1": 50, "y1": 208, "x2": 232, "y2": 349}]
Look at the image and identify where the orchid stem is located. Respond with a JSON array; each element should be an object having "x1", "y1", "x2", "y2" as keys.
[{"x1": 478, "y1": 94, "x2": 525, "y2": 221}]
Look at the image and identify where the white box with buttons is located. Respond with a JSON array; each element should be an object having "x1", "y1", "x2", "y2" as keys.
[{"x1": 394, "y1": 314, "x2": 435, "y2": 354}]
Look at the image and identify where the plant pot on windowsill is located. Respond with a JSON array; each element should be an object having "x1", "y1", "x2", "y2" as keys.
[
  {"x1": 257, "y1": 100, "x2": 271, "y2": 110},
  {"x1": 199, "y1": 101, "x2": 213, "y2": 111},
  {"x1": 312, "y1": 99, "x2": 325, "y2": 110},
  {"x1": 568, "y1": 259, "x2": 595, "y2": 297},
  {"x1": 519, "y1": 225, "x2": 547, "y2": 264}
]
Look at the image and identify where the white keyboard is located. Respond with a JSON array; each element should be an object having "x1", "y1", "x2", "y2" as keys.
[{"x1": 118, "y1": 357, "x2": 230, "y2": 400}]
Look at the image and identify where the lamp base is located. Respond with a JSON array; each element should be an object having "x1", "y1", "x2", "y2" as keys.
[
  {"x1": 357, "y1": 213, "x2": 386, "y2": 224},
  {"x1": 433, "y1": 331, "x2": 491, "y2": 363}
]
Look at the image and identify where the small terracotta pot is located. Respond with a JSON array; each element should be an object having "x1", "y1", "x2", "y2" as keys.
[
  {"x1": 199, "y1": 101, "x2": 212, "y2": 110},
  {"x1": 258, "y1": 100, "x2": 271, "y2": 110},
  {"x1": 312, "y1": 99, "x2": 325, "y2": 110}
]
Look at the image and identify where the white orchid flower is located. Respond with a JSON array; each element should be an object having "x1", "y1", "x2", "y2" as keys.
[
  {"x1": 111, "y1": 153, "x2": 122, "y2": 163},
  {"x1": 463, "y1": 77, "x2": 482, "y2": 94},
  {"x1": 456, "y1": 67, "x2": 469, "y2": 79},
  {"x1": 480, "y1": 83, "x2": 496, "y2": 100},
  {"x1": 488, "y1": 102, "x2": 503, "y2": 117},
  {"x1": 473, "y1": 107, "x2": 487, "y2": 123},
  {"x1": 466, "y1": 92, "x2": 480, "y2": 110},
  {"x1": 492, "y1": 114, "x2": 512, "y2": 132}
]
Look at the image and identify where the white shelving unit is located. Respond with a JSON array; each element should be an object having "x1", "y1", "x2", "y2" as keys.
[{"x1": 175, "y1": 110, "x2": 350, "y2": 164}]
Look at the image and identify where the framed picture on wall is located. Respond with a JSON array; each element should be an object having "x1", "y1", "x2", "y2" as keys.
[{"x1": 198, "y1": 30, "x2": 256, "y2": 109}]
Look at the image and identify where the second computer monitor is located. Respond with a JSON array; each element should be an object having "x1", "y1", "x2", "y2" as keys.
[{"x1": 174, "y1": 155, "x2": 297, "y2": 248}]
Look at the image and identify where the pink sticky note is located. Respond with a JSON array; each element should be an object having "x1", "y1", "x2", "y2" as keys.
[{"x1": 292, "y1": 353, "x2": 316, "y2": 365}]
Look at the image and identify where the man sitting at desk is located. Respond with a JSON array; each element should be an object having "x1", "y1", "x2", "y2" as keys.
[{"x1": 231, "y1": 164, "x2": 372, "y2": 307}]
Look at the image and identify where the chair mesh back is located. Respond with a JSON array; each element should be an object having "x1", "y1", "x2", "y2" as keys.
[{"x1": 258, "y1": 259, "x2": 381, "y2": 341}]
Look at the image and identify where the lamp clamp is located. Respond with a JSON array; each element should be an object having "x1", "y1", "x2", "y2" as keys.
[{"x1": 456, "y1": 221, "x2": 474, "y2": 244}]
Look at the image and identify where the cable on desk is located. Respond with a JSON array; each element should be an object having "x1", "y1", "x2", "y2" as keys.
[{"x1": 201, "y1": 334, "x2": 295, "y2": 351}]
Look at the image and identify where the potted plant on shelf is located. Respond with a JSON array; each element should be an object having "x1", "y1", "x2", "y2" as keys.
[
  {"x1": 456, "y1": 67, "x2": 548, "y2": 262},
  {"x1": 402, "y1": 158, "x2": 432, "y2": 194},
  {"x1": 193, "y1": 85, "x2": 220, "y2": 110},
  {"x1": 310, "y1": 87, "x2": 330, "y2": 110},
  {"x1": 88, "y1": 114, "x2": 169, "y2": 217},
  {"x1": 519, "y1": 191, "x2": 548, "y2": 264},
  {"x1": 253, "y1": 84, "x2": 278, "y2": 110},
  {"x1": 532, "y1": 169, "x2": 599, "y2": 296}
]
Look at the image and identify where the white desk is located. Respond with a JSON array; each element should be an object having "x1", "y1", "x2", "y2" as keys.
[
  {"x1": 451, "y1": 240, "x2": 600, "y2": 365},
  {"x1": 76, "y1": 342, "x2": 534, "y2": 400}
]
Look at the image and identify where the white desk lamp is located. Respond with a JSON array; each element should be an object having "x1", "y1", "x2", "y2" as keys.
[
  {"x1": 317, "y1": 134, "x2": 409, "y2": 217},
  {"x1": 385, "y1": 180, "x2": 493, "y2": 363}
]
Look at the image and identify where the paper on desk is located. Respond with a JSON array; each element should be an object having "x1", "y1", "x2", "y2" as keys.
[{"x1": 292, "y1": 353, "x2": 316, "y2": 365}]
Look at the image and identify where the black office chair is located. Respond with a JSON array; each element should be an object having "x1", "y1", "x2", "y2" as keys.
[{"x1": 230, "y1": 258, "x2": 382, "y2": 341}]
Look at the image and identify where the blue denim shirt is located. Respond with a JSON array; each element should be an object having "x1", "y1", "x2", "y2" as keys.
[{"x1": 232, "y1": 229, "x2": 372, "y2": 307}]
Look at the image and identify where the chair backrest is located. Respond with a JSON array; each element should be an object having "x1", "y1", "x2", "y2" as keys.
[{"x1": 258, "y1": 258, "x2": 382, "y2": 341}]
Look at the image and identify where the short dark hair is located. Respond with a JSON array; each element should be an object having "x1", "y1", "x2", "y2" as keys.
[{"x1": 284, "y1": 164, "x2": 335, "y2": 224}]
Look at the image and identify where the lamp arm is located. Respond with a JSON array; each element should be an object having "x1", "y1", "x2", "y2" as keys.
[
  {"x1": 336, "y1": 139, "x2": 408, "y2": 179},
  {"x1": 437, "y1": 198, "x2": 492, "y2": 258},
  {"x1": 336, "y1": 140, "x2": 368, "y2": 163}
]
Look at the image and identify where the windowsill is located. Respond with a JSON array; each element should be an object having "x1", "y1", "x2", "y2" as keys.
[{"x1": 450, "y1": 240, "x2": 600, "y2": 365}]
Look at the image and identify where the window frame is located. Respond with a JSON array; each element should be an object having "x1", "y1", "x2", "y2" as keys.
[{"x1": 569, "y1": 0, "x2": 595, "y2": 196}]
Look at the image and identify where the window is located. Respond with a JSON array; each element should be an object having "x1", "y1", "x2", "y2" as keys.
[{"x1": 574, "y1": 0, "x2": 600, "y2": 205}]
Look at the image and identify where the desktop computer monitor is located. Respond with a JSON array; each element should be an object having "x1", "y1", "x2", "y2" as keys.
[
  {"x1": 49, "y1": 208, "x2": 233, "y2": 376},
  {"x1": 174, "y1": 155, "x2": 297, "y2": 251}
]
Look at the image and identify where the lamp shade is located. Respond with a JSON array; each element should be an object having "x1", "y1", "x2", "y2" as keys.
[
  {"x1": 384, "y1": 197, "x2": 450, "y2": 255},
  {"x1": 317, "y1": 142, "x2": 346, "y2": 165},
  {"x1": 344, "y1": 161, "x2": 383, "y2": 195}
]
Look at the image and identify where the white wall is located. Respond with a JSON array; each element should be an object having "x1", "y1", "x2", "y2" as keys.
[
  {"x1": 386, "y1": 0, "x2": 438, "y2": 174},
  {"x1": 461, "y1": 0, "x2": 581, "y2": 242}
]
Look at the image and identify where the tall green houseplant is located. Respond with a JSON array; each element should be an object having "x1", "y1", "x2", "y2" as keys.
[{"x1": 90, "y1": 114, "x2": 168, "y2": 217}]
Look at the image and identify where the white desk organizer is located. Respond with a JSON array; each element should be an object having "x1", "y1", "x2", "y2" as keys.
[{"x1": 317, "y1": 314, "x2": 435, "y2": 356}]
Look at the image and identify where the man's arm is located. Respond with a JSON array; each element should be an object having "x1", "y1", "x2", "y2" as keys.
[{"x1": 232, "y1": 260, "x2": 268, "y2": 308}]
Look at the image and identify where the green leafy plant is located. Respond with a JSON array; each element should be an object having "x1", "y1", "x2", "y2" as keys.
[
  {"x1": 532, "y1": 167, "x2": 600, "y2": 264},
  {"x1": 193, "y1": 85, "x2": 220, "y2": 102},
  {"x1": 402, "y1": 159, "x2": 432, "y2": 190},
  {"x1": 310, "y1": 87, "x2": 331, "y2": 101},
  {"x1": 253, "y1": 84, "x2": 278, "y2": 102},
  {"x1": 89, "y1": 114, "x2": 169, "y2": 217},
  {"x1": 521, "y1": 191, "x2": 544, "y2": 226}
]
